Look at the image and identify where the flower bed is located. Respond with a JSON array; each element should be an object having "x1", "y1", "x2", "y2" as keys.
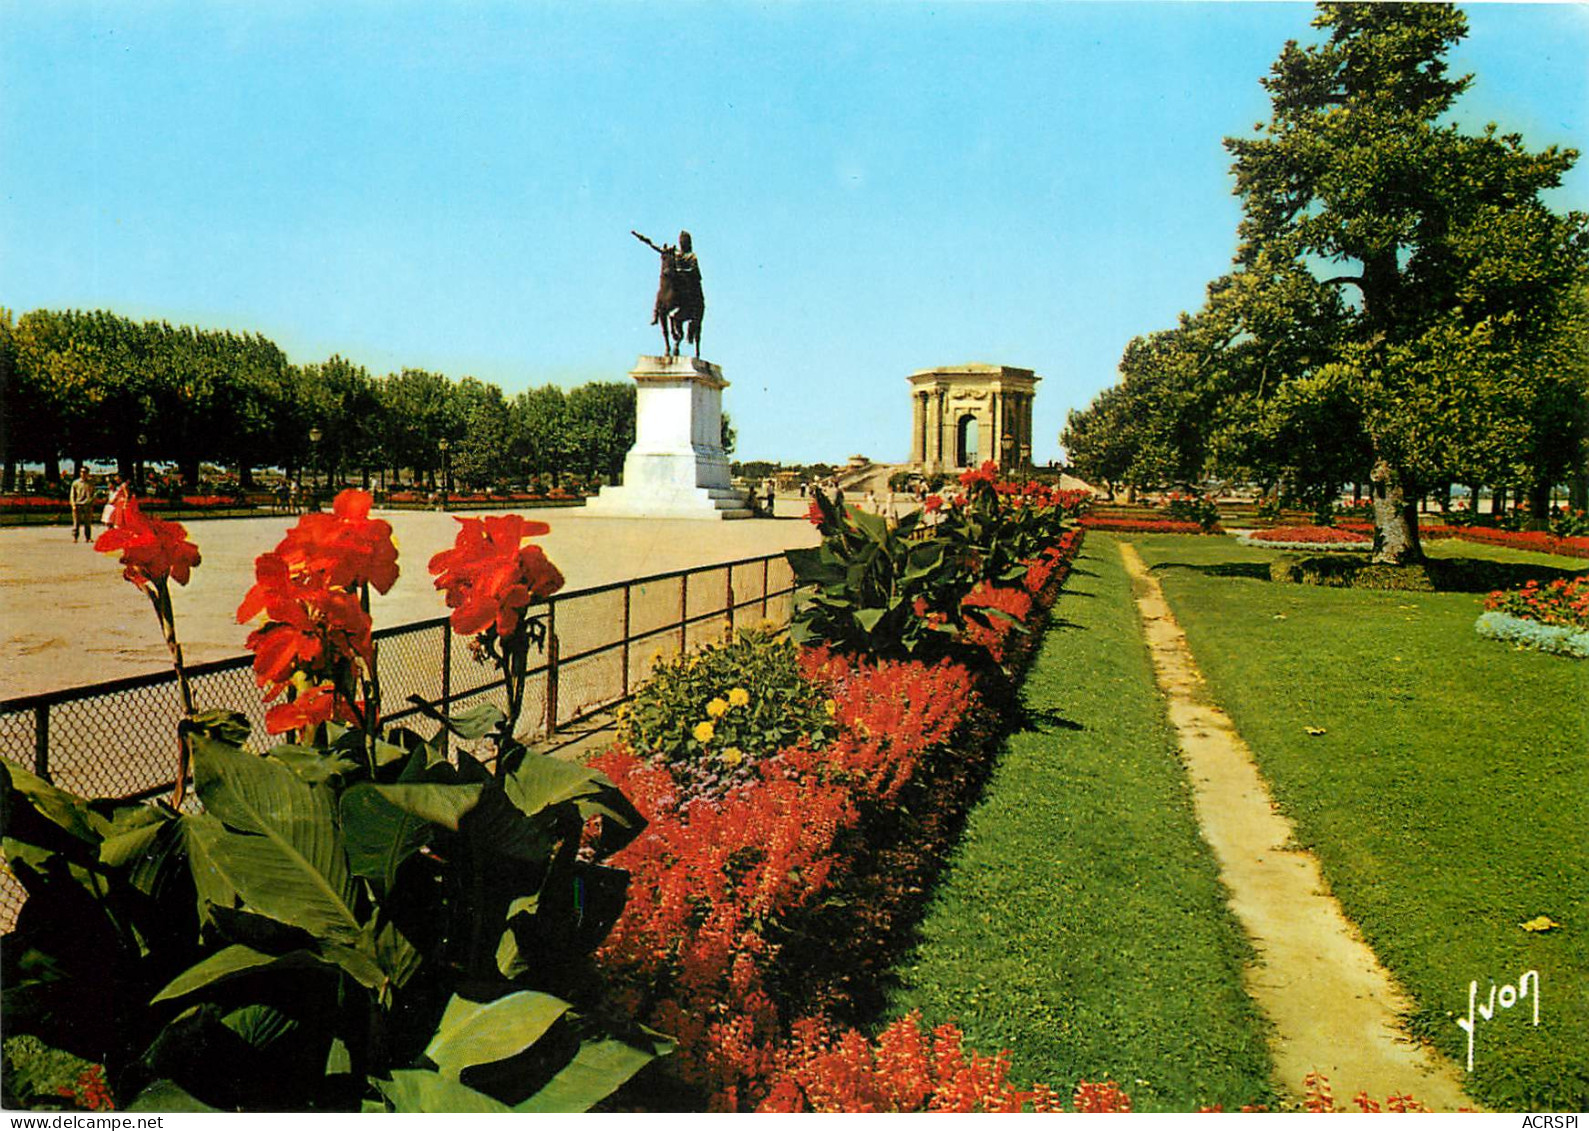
[
  {"x1": 1079, "y1": 515, "x2": 1216, "y2": 534},
  {"x1": 1239, "y1": 525, "x2": 1370, "y2": 552},
  {"x1": 0, "y1": 494, "x2": 251, "y2": 513},
  {"x1": 1474, "y1": 612, "x2": 1589, "y2": 659},
  {"x1": 590, "y1": 530, "x2": 1091, "y2": 1112},
  {"x1": 1476, "y1": 575, "x2": 1589, "y2": 658},
  {"x1": 1452, "y1": 526, "x2": 1589, "y2": 560}
]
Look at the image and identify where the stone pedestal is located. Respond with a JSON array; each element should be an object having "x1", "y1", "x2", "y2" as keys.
[{"x1": 584, "y1": 356, "x2": 752, "y2": 520}]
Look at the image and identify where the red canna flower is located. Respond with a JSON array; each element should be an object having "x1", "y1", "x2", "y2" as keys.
[
  {"x1": 273, "y1": 488, "x2": 399, "y2": 593},
  {"x1": 429, "y1": 514, "x2": 565, "y2": 636},
  {"x1": 239, "y1": 552, "x2": 375, "y2": 693},
  {"x1": 264, "y1": 679, "x2": 359, "y2": 735},
  {"x1": 94, "y1": 498, "x2": 202, "y2": 589},
  {"x1": 805, "y1": 499, "x2": 824, "y2": 526},
  {"x1": 923, "y1": 494, "x2": 943, "y2": 513}
]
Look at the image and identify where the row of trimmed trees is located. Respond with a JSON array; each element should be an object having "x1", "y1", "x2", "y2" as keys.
[
  {"x1": 1063, "y1": 3, "x2": 1588, "y2": 562},
  {"x1": 0, "y1": 308, "x2": 643, "y2": 493}
]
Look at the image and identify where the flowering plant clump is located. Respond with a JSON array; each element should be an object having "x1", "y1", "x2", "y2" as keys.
[
  {"x1": 790, "y1": 464, "x2": 1085, "y2": 666},
  {"x1": 237, "y1": 489, "x2": 397, "y2": 737},
  {"x1": 756, "y1": 1012, "x2": 1127, "y2": 1112},
  {"x1": 617, "y1": 627, "x2": 834, "y2": 801},
  {"x1": 9, "y1": 493, "x2": 665, "y2": 1113},
  {"x1": 591, "y1": 652, "x2": 977, "y2": 1109},
  {"x1": 1162, "y1": 491, "x2": 1222, "y2": 532}
]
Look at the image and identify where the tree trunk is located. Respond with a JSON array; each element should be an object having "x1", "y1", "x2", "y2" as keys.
[
  {"x1": 1493, "y1": 485, "x2": 1506, "y2": 520},
  {"x1": 2, "y1": 458, "x2": 15, "y2": 492},
  {"x1": 44, "y1": 455, "x2": 61, "y2": 484},
  {"x1": 1369, "y1": 456, "x2": 1424, "y2": 565},
  {"x1": 1571, "y1": 469, "x2": 1588, "y2": 513},
  {"x1": 239, "y1": 464, "x2": 256, "y2": 490},
  {"x1": 1527, "y1": 480, "x2": 1552, "y2": 530},
  {"x1": 181, "y1": 457, "x2": 200, "y2": 491}
]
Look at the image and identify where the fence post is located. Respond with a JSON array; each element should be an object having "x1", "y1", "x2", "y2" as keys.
[
  {"x1": 34, "y1": 703, "x2": 49, "y2": 782},
  {"x1": 762, "y1": 556, "x2": 771, "y2": 619},
  {"x1": 439, "y1": 622, "x2": 452, "y2": 758},
  {"x1": 545, "y1": 604, "x2": 560, "y2": 739},
  {"x1": 621, "y1": 583, "x2": 632, "y2": 700},
  {"x1": 678, "y1": 573, "x2": 689, "y2": 654},
  {"x1": 725, "y1": 565, "x2": 735, "y2": 634}
]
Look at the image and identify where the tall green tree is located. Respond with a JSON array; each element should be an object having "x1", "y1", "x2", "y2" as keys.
[
  {"x1": 449, "y1": 377, "x2": 512, "y2": 489},
  {"x1": 510, "y1": 384, "x2": 570, "y2": 485},
  {"x1": 563, "y1": 382, "x2": 636, "y2": 482},
  {"x1": 1225, "y1": 1, "x2": 1588, "y2": 561}
]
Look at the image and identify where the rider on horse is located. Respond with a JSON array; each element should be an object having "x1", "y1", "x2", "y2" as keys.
[{"x1": 633, "y1": 229, "x2": 705, "y2": 357}]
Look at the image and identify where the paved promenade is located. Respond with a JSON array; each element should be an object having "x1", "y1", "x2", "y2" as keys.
[{"x1": 0, "y1": 503, "x2": 818, "y2": 699}]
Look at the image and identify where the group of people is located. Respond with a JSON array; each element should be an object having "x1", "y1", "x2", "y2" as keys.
[{"x1": 67, "y1": 467, "x2": 132, "y2": 543}]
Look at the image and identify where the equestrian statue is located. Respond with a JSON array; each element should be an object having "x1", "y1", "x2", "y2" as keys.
[{"x1": 632, "y1": 229, "x2": 704, "y2": 358}]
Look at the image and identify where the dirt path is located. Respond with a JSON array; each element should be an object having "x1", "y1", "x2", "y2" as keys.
[{"x1": 1117, "y1": 541, "x2": 1474, "y2": 1111}]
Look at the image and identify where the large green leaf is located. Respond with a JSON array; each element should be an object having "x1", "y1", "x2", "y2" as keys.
[
  {"x1": 513, "y1": 1031, "x2": 673, "y2": 1113},
  {"x1": 339, "y1": 785, "x2": 432, "y2": 891},
  {"x1": 186, "y1": 735, "x2": 360, "y2": 944},
  {"x1": 424, "y1": 991, "x2": 572, "y2": 1078},
  {"x1": 1, "y1": 760, "x2": 105, "y2": 845},
  {"x1": 127, "y1": 1079, "x2": 222, "y2": 1112},
  {"x1": 373, "y1": 1069, "x2": 511, "y2": 1113},
  {"x1": 153, "y1": 944, "x2": 327, "y2": 1003}
]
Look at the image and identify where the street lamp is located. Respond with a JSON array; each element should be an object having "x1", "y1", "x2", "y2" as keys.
[
  {"x1": 438, "y1": 438, "x2": 451, "y2": 510},
  {"x1": 136, "y1": 433, "x2": 148, "y2": 495},
  {"x1": 308, "y1": 426, "x2": 323, "y2": 510}
]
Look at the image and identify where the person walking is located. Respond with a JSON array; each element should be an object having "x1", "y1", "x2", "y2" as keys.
[{"x1": 69, "y1": 467, "x2": 95, "y2": 543}]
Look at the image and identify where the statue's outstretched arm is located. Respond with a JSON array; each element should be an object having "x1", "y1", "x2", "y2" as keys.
[{"x1": 631, "y1": 230, "x2": 663, "y2": 253}]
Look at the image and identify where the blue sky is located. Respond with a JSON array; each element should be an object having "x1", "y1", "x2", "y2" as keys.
[{"x1": 4, "y1": 2, "x2": 1586, "y2": 465}]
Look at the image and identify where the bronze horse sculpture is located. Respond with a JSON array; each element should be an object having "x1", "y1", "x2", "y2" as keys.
[{"x1": 633, "y1": 229, "x2": 704, "y2": 358}]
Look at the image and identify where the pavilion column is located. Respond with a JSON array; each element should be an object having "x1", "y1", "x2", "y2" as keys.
[{"x1": 911, "y1": 393, "x2": 925, "y2": 463}]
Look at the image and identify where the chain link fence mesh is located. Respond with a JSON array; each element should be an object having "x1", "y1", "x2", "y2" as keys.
[{"x1": 0, "y1": 553, "x2": 797, "y2": 930}]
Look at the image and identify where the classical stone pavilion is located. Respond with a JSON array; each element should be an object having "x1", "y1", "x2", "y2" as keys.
[{"x1": 909, "y1": 363, "x2": 1039, "y2": 475}]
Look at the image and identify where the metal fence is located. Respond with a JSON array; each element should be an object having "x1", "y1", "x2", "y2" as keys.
[{"x1": 0, "y1": 551, "x2": 797, "y2": 928}]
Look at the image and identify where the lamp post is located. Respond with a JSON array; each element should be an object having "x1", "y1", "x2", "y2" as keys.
[
  {"x1": 1000, "y1": 431, "x2": 1015, "y2": 474},
  {"x1": 135, "y1": 433, "x2": 148, "y2": 495},
  {"x1": 438, "y1": 438, "x2": 451, "y2": 510},
  {"x1": 308, "y1": 426, "x2": 323, "y2": 510}
]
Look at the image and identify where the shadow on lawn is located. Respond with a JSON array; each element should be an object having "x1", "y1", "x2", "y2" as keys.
[
  {"x1": 1153, "y1": 556, "x2": 1581, "y2": 593},
  {"x1": 1150, "y1": 561, "x2": 1272, "y2": 581},
  {"x1": 1017, "y1": 705, "x2": 1086, "y2": 732}
]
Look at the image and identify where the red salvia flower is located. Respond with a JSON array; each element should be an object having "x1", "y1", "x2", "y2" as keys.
[
  {"x1": 429, "y1": 514, "x2": 565, "y2": 636},
  {"x1": 94, "y1": 498, "x2": 202, "y2": 590}
]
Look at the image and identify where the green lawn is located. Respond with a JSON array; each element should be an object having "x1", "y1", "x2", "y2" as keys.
[
  {"x1": 1130, "y1": 533, "x2": 1588, "y2": 1111},
  {"x1": 886, "y1": 533, "x2": 1275, "y2": 1112}
]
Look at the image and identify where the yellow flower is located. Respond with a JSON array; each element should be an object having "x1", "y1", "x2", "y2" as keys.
[
  {"x1": 824, "y1": 698, "x2": 837, "y2": 718},
  {"x1": 728, "y1": 687, "x2": 750, "y2": 708},
  {"x1": 721, "y1": 747, "x2": 744, "y2": 766},
  {"x1": 693, "y1": 720, "x2": 715, "y2": 744},
  {"x1": 707, "y1": 697, "x2": 729, "y2": 718}
]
